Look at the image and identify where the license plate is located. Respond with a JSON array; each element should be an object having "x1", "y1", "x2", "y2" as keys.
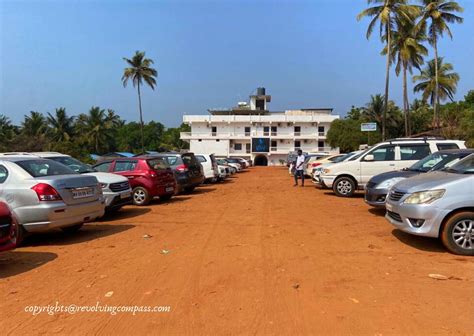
[
  {"x1": 72, "y1": 188, "x2": 94, "y2": 199},
  {"x1": 120, "y1": 192, "x2": 131, "y2": 199},
  {"x1": 166, "y1": 187, "x2": 174, "y2": 192},
  {"x1": 386, "y1": 203, "x2": 393, "y2": 211}
]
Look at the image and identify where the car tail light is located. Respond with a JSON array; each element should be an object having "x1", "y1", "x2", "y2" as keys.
[
  {"x1": 311, "y1": 162, "x2": 322, "y2": 167},
  {"x1": 31, "y1": 183, "x2": 62, "y2": 201},
  {"x1": 147, "y1": 170, "x2": 157, "y2": 178},
  {"x1": 176, "y1": 164, "x2": 188, "y2": 172}
]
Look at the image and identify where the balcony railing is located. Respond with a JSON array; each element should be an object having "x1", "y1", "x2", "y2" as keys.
[{"x1": 180, "y1": 131, "x2": 329, "y2": 139}]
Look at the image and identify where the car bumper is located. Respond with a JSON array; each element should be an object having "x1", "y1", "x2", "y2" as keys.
[
  {"x1": 320, "y1": 175, "x2": 336, "y2": 189},
  {"x1": 15, "y1": 200, "x2": 105, "y2": 233},
  {"x1": 385, "y1": 200, "x2": 449, "y2": 238},
  {"x1": 364, "y1": 187, "x2": 388, "y2": 208},
  {"x1": 152, "y1": 183, "x2": 176, "y2": 197},
  {"x1": 102, "y1": 189, "x2": 132, "y2": 207},
  {"x1": 105, "y1": 194, "x2": 133, "y2": 211}
]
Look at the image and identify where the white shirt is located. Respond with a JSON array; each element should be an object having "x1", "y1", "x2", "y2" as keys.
[{"x1": 295, "y1": 155, "x2": 305, "y2": 171}]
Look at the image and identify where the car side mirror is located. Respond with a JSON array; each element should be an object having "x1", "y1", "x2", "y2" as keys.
[{"x1": 364, "y1": 154, "x2": 374, "y2": 162}]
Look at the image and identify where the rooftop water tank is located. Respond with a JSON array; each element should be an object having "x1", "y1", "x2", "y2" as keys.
[{"x1": 256, "y1": 87, "x2": 266, "y2": 96}]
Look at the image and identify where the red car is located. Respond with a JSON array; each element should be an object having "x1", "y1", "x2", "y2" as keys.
[
  {"x1": 0, "y1": 202, "x2": 20, "y2": 252},
  {"x1": 93, "y1": 156, "x2": 176, "y2": 206}
]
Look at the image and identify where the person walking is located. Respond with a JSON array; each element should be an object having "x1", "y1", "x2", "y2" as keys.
[{"x1": 294, "y1": 149, "x2": 305, "y2": 187}]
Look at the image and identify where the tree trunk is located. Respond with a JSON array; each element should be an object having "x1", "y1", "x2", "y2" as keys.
[
  {"x1": 383, "y1": 23, "x2": 391, "y2": 141},
  {"x1": 403, "y1": 65, "x2": 409, "y2": 137},
  {"x1": 137, "y1": 82, "x2": 145, "y2": 154},
  {"x1": 433, "y1": 28, "x2": 440, "y2": 132}
]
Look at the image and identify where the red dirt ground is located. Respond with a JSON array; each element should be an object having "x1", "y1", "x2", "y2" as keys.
[{"x1": 1, "y1": 167, "x2": 473, "y2": 335}]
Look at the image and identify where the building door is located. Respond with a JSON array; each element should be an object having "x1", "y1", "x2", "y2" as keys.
[
  {"x1": 294, "y1": 126, "x2": 301, "y2": 136},
  {"x1": 271, "y1": 140, "x2": 277, "y2": 152},
  {"x1": 211, "y1": 126, "x2": 217, "y2": 136},
  {"x1": 254, "y1": 154, "x2": 268, "y2": 166},
  {"x1": 271, "y1": 126, "x2": 277, "y2": 136},
  {"x1": 245, "y1": 127, "x2": 251, "y2": 136},
  {"x1": 246, "y1": 143, "x2": 251, "y2": 153},
  {"x1": 295, "y1": 140, "x2": 301, "y2": 150},
  {"x1": 263, "y1": 126, "x2": 269, "y2": 136}
]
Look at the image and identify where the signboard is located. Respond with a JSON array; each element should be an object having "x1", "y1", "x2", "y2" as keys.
[
  {"x1": 361, "y1": 123, "x2": 377, "y2": 132},
  {"x1": 252, "y1": 138, "x2": 270, "y2": 153}
]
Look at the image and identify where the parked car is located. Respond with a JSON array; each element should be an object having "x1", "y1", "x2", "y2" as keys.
[
  {"x1": 217, "y1": 165, "x2": 229, "y2": 181},
  {"x1": 32, "y1": 152, "x2": 132, "y2": 213},
  {"x1": 0, "y1": 202, "x2": 19, "y2": 252},
  {"x1": 319, "y1": 138, "x2": 466, "y2": 197},
  {"x1": 224, "y1": 158, "x2": 243, "y2": 171},
  {"x1": 304, "y1": 154, "x2": 345, "y2": 177},
  {"x1": 195, "y1": 154, "x2": 219, "y2": 183},
  {"x1": 152, "y1": 153, "x2": 204, "y2": 193},
  {"x1": 287, "y1": 151, "x2": 308, "y2": 167},
  {"x1": 93, "y1": 156, "x2": 176, "y2": 206},
  {"x1": 385, "y1": 154, "x2": 474, "y2": 255},
  {"x1": 0, "y1": 156, "x2": 105, "y2": 234},
  {"x1": 229, "y1": 157, "x2": 249, "y2": 169},
  {"x1": 365, "y1": 149, "x2": 474, "y2": 208},
  {"x1": 217, "y1": 159, "x2": 237, "y2": 174},
  {"x1": 312, "y1": 151, "x2": 364, "y2": 186}
]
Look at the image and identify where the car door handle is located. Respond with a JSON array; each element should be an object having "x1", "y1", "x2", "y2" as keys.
[
  {"x1": 127, "y1": 176, "x2": 135, "y2": 179},
  {"x1": 389, "y1": 164, "x2": 395, "y2": 166}
]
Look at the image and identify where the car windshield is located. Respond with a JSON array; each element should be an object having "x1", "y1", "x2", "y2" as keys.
[
  {"x1": 50, "y1": 156, "x2": 95, "y2": 174},
  {"x1": 444, "y1": 155, "x2": 474, "y2": 174},
  {"x1": 408, "y1": 152, "x2": 453, "y2": 172},
  {"x1": 333, "y1": 153, "x2": 352, "y2": 163},
  {"x1": 349, "y1": 150, "x2": 367, "y2": 161},
  {"x1": 147, "y1": 157, "x2": 169, "y2": 170},
  {"x1": 16, "y1": 159, "x2": 78, "y2": 177}
]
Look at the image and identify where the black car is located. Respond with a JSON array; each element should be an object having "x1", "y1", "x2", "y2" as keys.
[
  {"x1": 148, "y1": 153, "x2": 204, "y2": 193},
  {"x1": 365, "y1": 149, "x2": 474, "y2": 208}
]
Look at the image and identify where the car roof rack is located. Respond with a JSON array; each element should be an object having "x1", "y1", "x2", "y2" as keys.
[{"x1": 385, "y1": 136, "x2": 446, "y2": 144}]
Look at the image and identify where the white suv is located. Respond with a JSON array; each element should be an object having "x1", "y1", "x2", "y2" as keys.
[
  {"x1": 319, "y1": 138, "x2": 466, "y2": 197},
  {"x1": 32, "y1": 152, "x2": 132, "y2": 213}
]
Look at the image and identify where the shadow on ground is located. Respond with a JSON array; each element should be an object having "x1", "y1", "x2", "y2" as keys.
[
  {"x1": 101, "y1": 207, "x2": 151, "y2": 222},
  {"x1": 323, "y1": 191, "x2": 365, "y2": 199},
  {"x1": 21, "y1": 224, "x2": 135, "y2": 248},
  {"x1": 391, "y1": 229, "x2": 446, "y2": 253},
  {"x1": 0, "y1": 251, "x2": 58, "y2": 279},
  {"x1": 368, "y1": 208, "x2": 386, "y2": 217},
  {"x1": 191, "y1": 187, "x2": 217, "y2": 195}
]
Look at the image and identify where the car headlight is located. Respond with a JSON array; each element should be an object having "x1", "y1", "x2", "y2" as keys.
[
  {"x1": 99, "y1": 183, "x2": 108, "y2": 189},
  {"x1": 375, "y1": 177, "x2": 405, "y2": 189},
  {"x1": 403, "y1": 189, "x2": 445, "y2": 204}
]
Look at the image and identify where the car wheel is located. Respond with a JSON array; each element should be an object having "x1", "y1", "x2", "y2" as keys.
[
  {"x1": 160, "y1": 194, "x2": 173, "y2": 201},
  {"x1": 61, "y1": 223, "x2": 84, "y2": 233},
  {"x1": 333, "y1": 176, "x2": 355, "y2": 197},
  {"x1": 441, "y1": 212, "x2": 474, "y2": 256},
  {"x1": 133, "y1": 187, "x2": 150, "y2": 206}
]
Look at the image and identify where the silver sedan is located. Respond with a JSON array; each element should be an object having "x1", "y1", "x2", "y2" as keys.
[{"x1": 0, "y1": 156, "x2": 105, "y2": 235}]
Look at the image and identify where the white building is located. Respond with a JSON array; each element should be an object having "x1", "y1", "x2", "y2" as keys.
[{"x1": 180, "y1": 88, "x2": 340, "y2": 166}]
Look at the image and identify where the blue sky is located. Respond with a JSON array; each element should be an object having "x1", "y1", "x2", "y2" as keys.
[{"x1": 1, "y1": 0, "x2": 473, "y2": 127}]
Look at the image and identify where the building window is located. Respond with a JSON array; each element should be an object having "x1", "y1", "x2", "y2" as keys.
[
  {"x1": 295, "y1": 140, "x2": 301, "y2": 150},
  {"x1": 246, "y1": 143, "x2": 251, "y2": 153},
  {"x1": 271, "y1": 126, "x2": 277, "y2": 136},
  {"x1": 294, "y1": 126, "x2": 301, "y2": 136},
  {"x1": 212, "y1": 126, "x2": 217, "y2": 136},
  {"x1": 234, "y1": 143, "x2": 242, "y2": 151},
  {"x1": 318, "y1": 141, "x2": 324, "y2": 149},
  {"x1": 271, "y1": 140, "x2": 277, "y2": 152},
  {"x1": 263, "y1": 126, "x2": 269, "y2": 136},
  {"x1": 318, "y1": 126, "x2": 325, "y2": 136},
  {"x1": 245, "y1": 127, "x2": 251, "y2": 136}
]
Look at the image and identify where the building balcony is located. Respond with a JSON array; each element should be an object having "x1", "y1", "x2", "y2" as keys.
[
  {"x1": 269, "y1": 147, "x2": 336, "y2": 154},
  {"x1": 181, "y1": 131, "x2": 326, "y2": 140}
]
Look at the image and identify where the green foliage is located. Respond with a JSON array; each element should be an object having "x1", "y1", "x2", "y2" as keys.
[
  {"x1": 1, "y1": 107, "x2": 190, "y2": 159},
  {"x1": 327, "y1": 119, "x2": 370, "y2": 153}
]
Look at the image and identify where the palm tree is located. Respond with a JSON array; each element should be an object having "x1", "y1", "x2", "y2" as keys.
[
  {"x1": 413, "y1": 58, "x2": 459, "y2": 116},
  {"x1": 122, "y1": 51, "x2": 158, "y2": 153},
  {"x1": 47, "y1": 107, "x2": 75, "y2": 142},
  {"x1": 418, "y1": 0, "x2": 463, "y2": 129},
  {"x1": 362, "y1": 94, "x2": 401, "y2": 136},
  {"x1": 22, "y1": 111, "x2": 47, "y2": 136},
  {"x1": 384, "y1": 17, "x2": 428, "y2": 136},
  {"x1": 0, "y1": 115, "x2": 15, "y2": 141},
  {"x1": 76, "y1": 107, "x2": 121, "y2": 153},
  {"x1": 357, "y1": 0, "x2": 420, "y2": 140}
]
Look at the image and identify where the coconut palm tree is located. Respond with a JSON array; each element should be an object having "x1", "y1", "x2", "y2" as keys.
[
  {"x1": 413, "y1": 58, "x2": 459, "y2": 118},
  {"x1": 76, "y1": 107, "x2": 121, "y2": 153},
  {"x1": 122, "y1": 51, "x2": 158, "y2": 153},
  {"x1": 22, "y1": 111, "x2": 47, "y2": 137},
  {"x1": 383, "y1": 17, "x2": 428, "y2": 136},
  {"x1": 47, "y1": 108, "x2": 75, "y2": 142},
  {"x1": 357, "y1": 0, "x2": 420, "y2": 140},
  {"x1": 0, "y1": 115, "x2": 15, "y2": 141},
  {"x1": 418, "y1": 0, "x2": 463, "y2": 129}
]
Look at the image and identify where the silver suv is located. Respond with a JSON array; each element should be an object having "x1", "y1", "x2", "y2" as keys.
[
  {"x1": 0, "y1": 156, "x2": 105, "y2": 234},
  {"x1": 385, "y1": 154, "x2": 474, "y2": 255}
]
